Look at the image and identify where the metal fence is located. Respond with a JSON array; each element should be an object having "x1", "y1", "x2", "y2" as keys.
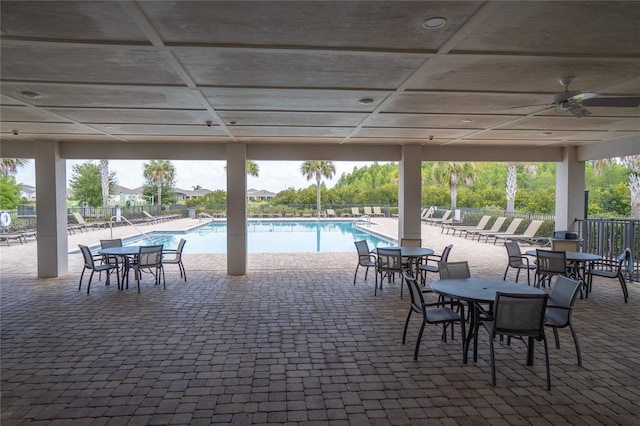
[{"x1": 577, "y1": 218, "x2": 639, "y2": 282}]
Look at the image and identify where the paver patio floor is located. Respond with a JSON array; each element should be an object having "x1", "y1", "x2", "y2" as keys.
[{"x1": 1, "y1": 218, "x2": 639, "y2": 425}]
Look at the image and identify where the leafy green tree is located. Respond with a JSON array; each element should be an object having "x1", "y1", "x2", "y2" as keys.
[
  {"x1": 594, "y1": 156, "x2": 640, "y2": 219},
  {"x1": 143, "y1": 181, "x2": 176, "y2": 206},
  {"x1": 301, "y1": 161, "x2": 336, "y2": 217},
  {"x1": 272, "y1": 188, "x2": 300, "y2": 205},
  {"x1": 69, "y1": 162, "x2": 117, "y2": 208},
  {"x1": 1, "y1": 158, "x2": 29, "y2": 177},
  {"x1": 431, "y1": 162, "x2": 477, "y2": 210},
  {"x1": 0, "y1": 175, "x2": 24, "y2": 209},
  {"x1": 143, "y1": 160, "x2": 176, "y2": 206},
  {"x1": 199, "y1": 190, "x2": 227, "y2": 206}
]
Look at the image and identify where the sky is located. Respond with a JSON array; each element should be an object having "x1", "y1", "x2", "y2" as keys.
[{"x1": 13, "y1": 160, "x2": 379, "y2": 193}]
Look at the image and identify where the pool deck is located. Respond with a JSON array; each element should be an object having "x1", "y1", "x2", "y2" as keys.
[{"x1": 1, "y1": 217, "x2": 639, "y2": 425}]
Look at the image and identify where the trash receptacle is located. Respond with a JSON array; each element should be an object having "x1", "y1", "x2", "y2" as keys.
[{"x1": 188, "y1": 207, "x2": 196, "y2": 219}]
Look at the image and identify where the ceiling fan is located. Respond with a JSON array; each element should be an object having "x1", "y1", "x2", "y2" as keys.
[{"x1": 548, "y1": 76, "x2": 640, "y2": 118}]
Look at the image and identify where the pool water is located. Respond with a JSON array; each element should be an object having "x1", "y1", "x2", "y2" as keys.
[{"x1": 122, "y1": 220, "x2": 395, "y2": 253}]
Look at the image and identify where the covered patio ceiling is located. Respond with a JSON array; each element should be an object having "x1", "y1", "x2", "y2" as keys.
[{"x1": 1, "y1": 1, "x2": 639, "y2": 157}]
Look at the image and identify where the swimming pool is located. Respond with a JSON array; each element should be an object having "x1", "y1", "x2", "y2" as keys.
[{"x1": 121, "y1": 220, "x2": 395, "y2": 253}]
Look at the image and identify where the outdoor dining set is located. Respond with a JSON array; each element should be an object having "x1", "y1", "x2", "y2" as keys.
[
  {"x1": 78, "y1": 238, "x2": 187, "y2": 294},
  {"x1": 353, "y1": 236, "x2": 632, "y2": 391}
]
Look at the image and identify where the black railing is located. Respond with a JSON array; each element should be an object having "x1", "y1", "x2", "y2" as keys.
[{"x1": 577, "y1": 218, "x2": 639, "y2": 282}]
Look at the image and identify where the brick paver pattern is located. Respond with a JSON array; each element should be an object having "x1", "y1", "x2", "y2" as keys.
[{"x1": 1, "y1": 218, "x2": 639, "y2": 425}]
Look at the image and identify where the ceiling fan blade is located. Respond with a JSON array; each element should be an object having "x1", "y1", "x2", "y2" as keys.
[{"x1": 582, "y1": 96, "x2": 640, "y2": 107}]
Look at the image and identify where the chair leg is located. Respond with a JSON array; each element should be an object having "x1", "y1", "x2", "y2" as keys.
[
  {"x1": 618, "y1": 273, "x2": 629, "y2": 303},
  {"x1": 402, "y1": 310, "x2": 412, "y2": 344},
  {"x1": 569, "y1": 321, "x2": 582, "y2": 367},
  {"x1": 503, "y1": 266, "x2": 509, "y2": 281},
  {"x1": 543, "y1": 334, "x2": 551, "y2": 391},
  {"x1": 552, "y1": 327, "x2": 560, "y2": 349},
  {"x1": 489, "y1": 336, "x2": 496, "y2": 386},
  {"x1": 414, "y1": 320, "x2": 427, "y2": 360},
  {"x1": 353, "y1": 264, "x2": 360, "y2": 285},
  {"x1": 179, "y1": 261, "x2": 187, "y2": 281},
  {"x1": 79, "y1": 267, "x2": 86, "y2": 291},
  {"x1": 515, "y1": 268, "x2": 521, "y2": 283},
  {"x1": 86, "y1": 270, "x2": 95, "y2": 294},
  {"x1": 364, "y1": 266, "x2": 369, "y2": 282}
]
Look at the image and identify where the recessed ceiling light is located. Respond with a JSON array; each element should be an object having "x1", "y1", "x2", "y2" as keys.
[
  {"x1": 422, "y1": 17, "x2": 447, "y2": 29},
  {"x1": 358, "y1": 98, "x2": 374, "y2": 105},
  {"x1": 20, "y1": 90, "x2": 42, "y2": 99},
  {"x1": 462, "y1": 119, "x2": 473, "y2": 123}
]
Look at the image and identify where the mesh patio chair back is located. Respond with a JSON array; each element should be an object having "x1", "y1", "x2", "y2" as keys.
[
  {"x1": 400, "y1": 238, "x2": 422, "y2": 247},
  {"x1": 419, "y1": 244, "x2": 453, "y2": 286},
  {"x1": 484, "y1": 292, "x2": 551, "y2": 390},
  {"x1": 78, "y1": 244, "x2": 119, "y2": 294},
  {"x1": 100, "y1": 239, "x2": 122, "y2": 249},
  {"x1": 438, "y1": 261, "x2": 471, "y2": 279},
  {"x1": 129, "y1": 245, "x2": 165, "y2": 293},
  {"x1": 163, "y1": 238, "x2": 188, "y2": 282},
  {"x1": 503, "y1": 241, "x2": 536, "y2": 284},
  {"x1": 545, "y1": 276, "x2": 582, "y2": 366},
  {"x1": 376, "y1": 247, "x2": 403, "y2": 297},
  {"x1": 99, "y1": 238, "x2": 123, "y2": 276},
  {"x1": 353, "y1": 240, "x2": 377, "y2": 286},
  {"x1": 535, "y1": 250, "x2": 567, "y2": 288},
  {"x1": 401, "y1": 270, "x2": 465, "y2": 360},
  {"x1": 587, "y1": 248, "x2": 631, "y2": 303}
]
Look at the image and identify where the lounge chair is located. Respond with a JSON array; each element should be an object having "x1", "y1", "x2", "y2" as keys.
[
  {"x1": 351, "y1": 207, "x2": 361, "y2": 217},
  {"x1": 426, "y1": 210, "x2": 451, "y2": 226},
  {"x1": 363, "y1": 206, "x2": 373, "y2": 216},
  {"x1": 373, "y1": 206, "x2": 384, "y2": 217},
  {"x1": 142, "y1": 210, "x2": 162, "y2": 224},
  {"x1": 494, "y1": 220, "x2": 545, "y2": 245},
  {"x1": 72, "y1": 212, "x2": 107, "y2": 229},
  {"x1": 420, "y1": 207, "x2": 435, "y2": 222},
  {"x1": 465, "y1": 216, "x2": 507, "y2": 240},
  {"x1": 0, "y1": 232, "x2": 27, "y2": 246},
  {"x1": 482, "y1": 218, "x2": 523, "y2": 244},
  {"x1": 326, "y1": 209, "x2": 337, "y2": 218},
  {"x1": 443, "y1": 215, "x2": 491, "y2": 236}
]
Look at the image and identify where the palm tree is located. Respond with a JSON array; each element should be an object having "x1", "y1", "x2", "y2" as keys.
[
  {"x1": 143, "y1": 160, "x2": 176, "y2": 207},
  {"x1": 1, "y1": 158, "x2": 29, "y2": 177},
  {"x1": 432, "y1": 162, "x2": 476, "y2": 211},
  {"x1": 301, "y1": 160, "x2": 336, "y2": 217},
  {"x1": 506, "y1": 162, "x2": 537, "y2": 213},
  {"x1": 246, "y1": 160, "x2": 259, "y2": 177},
  {"x1": 594, "y1": 155, "x2": 640, "y2": 219},
  {"x1": 99, "y1": 159, "x2": 110, "y2": 209},
  {"x1": 224, "y1": 161, "x2": 260, "y2": 177}
]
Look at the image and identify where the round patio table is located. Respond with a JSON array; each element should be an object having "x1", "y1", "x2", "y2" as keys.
[
  {"x1": 525, "y1": 249, "x2": 602, "y2": 295},
  {"x1": 381, "y1": 246, "x2": 434, "y2": 275},
  {"x1": 431, "y1": 278, "x2": 544, "y2": 364},
  {"x1": 98, "y1": 246, "x2": 141, "y2": 289}
]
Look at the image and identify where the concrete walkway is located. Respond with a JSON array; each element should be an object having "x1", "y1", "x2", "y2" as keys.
[{"x1": 1, "y1": 217, "x2": 639, "y2": 425}]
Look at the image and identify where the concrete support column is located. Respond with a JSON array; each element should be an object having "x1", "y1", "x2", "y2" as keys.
[
  {"x1": 226, "y1": 143, "x2": 247, "y2": 275},
  {"x1": 398, "y1": 145, "x2": 423, "y2": 242},
  {"x1": 35, "y1": 142, "x2": 68, "y2": 277},
  {"x1": 555, "y1": 146, "x2": 585, "y2": 231}
]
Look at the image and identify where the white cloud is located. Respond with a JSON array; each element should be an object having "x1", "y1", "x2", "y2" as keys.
[{"x1": 13, "y1": 159, "x2": 381, "y2": 193}]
